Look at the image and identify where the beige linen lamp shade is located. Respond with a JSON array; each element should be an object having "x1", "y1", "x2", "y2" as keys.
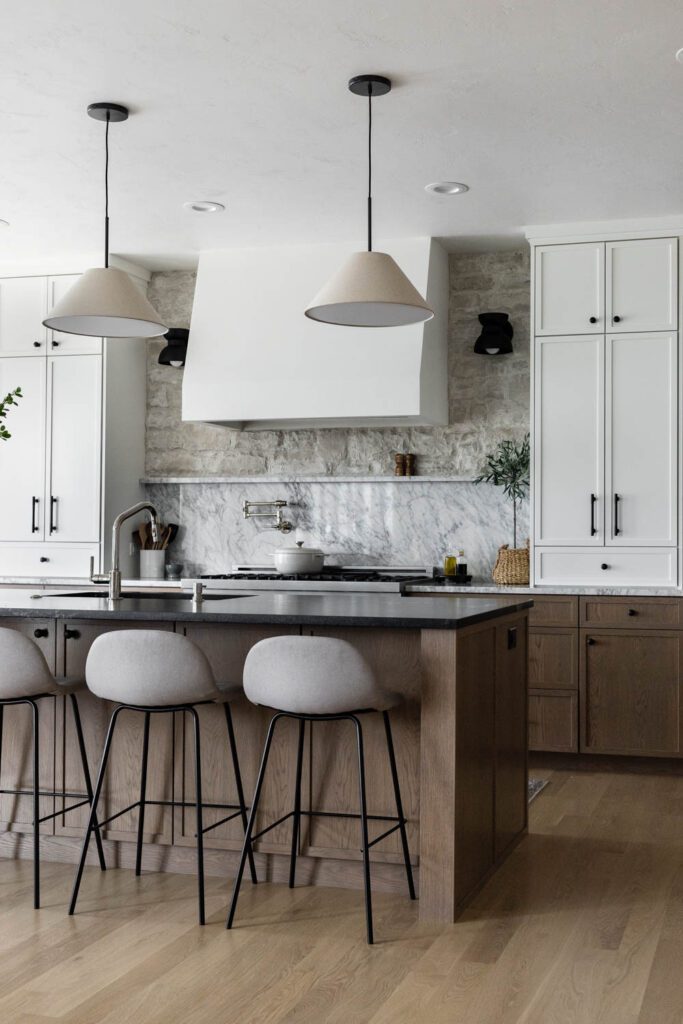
[
  {"x1": 43, "y1": 267, "x2": 168, "y2": 338},
  {"x1": 305, "y1": 251, "x2": 434, "y2": 327}
]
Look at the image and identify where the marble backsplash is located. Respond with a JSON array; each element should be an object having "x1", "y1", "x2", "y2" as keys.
[{"x1": 144, "y1": 479, "x2": 529, "y2": 578}]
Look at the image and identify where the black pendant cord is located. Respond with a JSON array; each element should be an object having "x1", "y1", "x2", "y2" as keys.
[
  {"x1": 104, "y1": 113, "x2": 110, "y2": 269},
  {"x1": 367, "y1": 86, "x2": 373, "y2": 252}
]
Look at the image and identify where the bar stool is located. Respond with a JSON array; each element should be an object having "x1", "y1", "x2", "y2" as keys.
[
  {"x1": 227, "y1": 635, "x2": 416, "y2": 944},
  {"x1": 68, "y1": 629, "x2": 257, "y2": 924},
  {"x1": 0, "y1": 626, "x2": 106, "y2": 909}
]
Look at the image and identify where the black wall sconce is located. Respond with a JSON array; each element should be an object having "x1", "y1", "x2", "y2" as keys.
[
  {"x1": 158, "y1": 327, "x2": 189, "y2": 368},
  {"x1": 474, "y1": 312, "x2": 513, "y2": 355}
]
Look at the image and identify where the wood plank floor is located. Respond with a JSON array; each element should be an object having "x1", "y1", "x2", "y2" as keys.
[{"x1": 0, "y1": 763, "x2": 682, "y2": 1023}]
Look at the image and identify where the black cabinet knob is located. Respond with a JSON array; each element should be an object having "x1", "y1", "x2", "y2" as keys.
[
  {"x1": 589, "y1": 316, "x2": 597, "y2": 324},
  {"x1": 628, "y1": 608, "x2": 637, "y2": 616},
  {"x1": 601, "y1": 563, "x2": 609, "y2": 570},
  {"x1": 613, "y1": 315, "x2": 621, "y2": 323},
  {"x1": 33, "y1": 341, "x2": 42, "y2": 348},
  {"x1": 587, "y1": 637, "x2": 596, "y2": 645},
  {"x1": 33, "y1": 628, "x2": 49, "y2": 639},
  {"x1": 51, "y1": 340, "x2": 59, "y2": 348},
  {"x1": 39, "y1": 556, "x2": 49, "y2": 563},
  {"x1": 64, "y1": 628, "x2": 81, "y2": 640}
]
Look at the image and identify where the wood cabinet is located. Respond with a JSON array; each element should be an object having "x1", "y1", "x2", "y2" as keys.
[
  {"x1": 528, "y1": 617, "x2": 579, "y2": 753},
  {"x1": 529, "y1": 690, "x2": 577, "y2": 753}
]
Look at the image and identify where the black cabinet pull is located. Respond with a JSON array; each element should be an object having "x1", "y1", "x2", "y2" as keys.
[
  {"x1": 31, "y1": 496, "x2": 39, "y2": 534},
  {"x1": 507, "y1": 626, "x2": 517, "y2": 650},
  {"x1": 590, "y1": 493, "x2": 597, "y2": 536},
  {"x1": 628, "y1": 608, "x2": 637, "y2": 616},
  {"x1": 614, "y1": 493, "x2": 621, "y2": 536},
  {"x1": 587, "y1": 637, "x2": 596, "y2": 645},
  {"x1": 64, "y1": 628, "x2": 81, "y2": 640},
  {"x1": 33, "y1": 628, "x2": 49, "y2": 639},
  {"x1": 49, "y1": 496, "x2": 58, "y2": 534},
  {"x1": 601, "y1": 563, "x2": 609, "y2": 570},
  {"x1": 39, "y1": 556, "x2": 49, "y2": 563},
  {"x1": 613, "y1": 315, "x2": 621, "y2": 323},
  {"x1": 589, "y1": 316, "x2": 597, "y2": 324}
]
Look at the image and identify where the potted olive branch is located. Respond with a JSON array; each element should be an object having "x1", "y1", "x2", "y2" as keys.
[
  {"x1": 0, "y1": 387, "x2": 22, "y2": 441},
  {"x1": 475, "y1": 434, "x2": 530, "y2": 584}
]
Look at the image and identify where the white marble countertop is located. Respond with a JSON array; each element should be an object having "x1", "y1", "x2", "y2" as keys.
[{"x1": 405, "y1": 579, "x2": 683, "y2": 597}]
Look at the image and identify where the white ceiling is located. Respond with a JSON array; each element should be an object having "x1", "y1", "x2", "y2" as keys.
[{"x1": 1, "y1": 0, "x2": 682, "y2": 271}]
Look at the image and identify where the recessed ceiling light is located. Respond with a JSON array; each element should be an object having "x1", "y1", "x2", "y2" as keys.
[
  {"x1": 183, "y1": 200, "x2": 225, "y2": 213},
  {"x1": 425, "y1": 182, "x2": 469, "y2": 196},
  {"x1": 676, "y1": 47, "x2": 683, "y2": 63}
]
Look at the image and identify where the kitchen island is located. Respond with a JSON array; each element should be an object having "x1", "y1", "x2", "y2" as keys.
[{"x1": 0, "y1": 588, "x2": 531, "y2": 923}]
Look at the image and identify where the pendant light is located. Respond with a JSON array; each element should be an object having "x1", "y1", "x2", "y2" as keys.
[
  {"x1": 305, "y1": 75, "x2": 434, "y2": 328},
  {"x1": 43, "y1": 103, "x2": 168, "y2": 339}
]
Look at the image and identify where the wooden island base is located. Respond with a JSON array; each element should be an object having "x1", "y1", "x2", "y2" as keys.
[{"x1": 0, "y1": 603, "x2": 528, "y2": 924}]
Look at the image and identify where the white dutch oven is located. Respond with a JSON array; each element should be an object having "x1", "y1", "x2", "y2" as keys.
[{"x1": 273, "y1": 541, "x2": 325, "y2": 575}]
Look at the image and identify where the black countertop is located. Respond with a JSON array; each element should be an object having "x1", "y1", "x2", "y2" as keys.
[{"x1": 0, "y1": 588, "x2": 533, "y2": 631}]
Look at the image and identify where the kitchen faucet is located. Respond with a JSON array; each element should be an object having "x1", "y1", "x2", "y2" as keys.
[{"x1": 100, "y1": 501, "x2": 161, "y2": 601}]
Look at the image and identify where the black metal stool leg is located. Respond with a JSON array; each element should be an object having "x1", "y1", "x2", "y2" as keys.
[
  {"x1": 30, "y1": 700, "x2": 40, "y2": 910},
  {"x1": 382, "y1": 710, "x2": 416, "y2": 900},
  {"x1": 351, "y1": 714, "x2": 374, "y2": 944},
  {"x1": 135, "y1": 712, "x2": 151, "y2": 877},
  {"x1": 189, "y1": 708, "x2": 206, "y2": 925},
  {"x1": 289, "y1": 719, "x2": 306, "y2": 888},
  {"x1": 69, "y1": 706, "x2": 123, "y2": 916},
  {"x1": 223, "y1": 703, "x2": 257, "y2": 885},
  {"x1": 227, "y1": 713, "x2": 283, "y2": 929},
  {"x1": 69, "y1": 694, "x2": 106, "y2": 872}
]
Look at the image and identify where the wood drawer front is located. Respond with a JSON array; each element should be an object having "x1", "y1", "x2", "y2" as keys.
[
  {"x1": 529, "y1": 628, "x2": 578, "y2": 690},
  {"x1": 529, "y1": 690, "x2": 578, "y2": 752},
  {"x1": 528, "y1": 596, "x2": 578, "y2": 627},
  {"x1": 581, "y1": 597, "x2": 681, "y2": 629}
]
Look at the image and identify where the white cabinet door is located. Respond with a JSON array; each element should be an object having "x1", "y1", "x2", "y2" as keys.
[
  {"x1": 0, "y1": 358, "x2": 46, "y2": 540},
  {"x1": 0, "y1": 277, "x2": 47, "y2": 356},
  {"x1": 606, "y1": 239, "x2": 678, "y2": 333},
  {"x1": 534, "y1": 244, "x2": 604, "y2": 336},
  {"x1": 46, "y1": 355, "x2": 102, "y2": 543},
  {"x1": 534, "y1": 547, "x2": 677, "y2": 587},
  {"x1": 534, "y1": 335, "x2": 604, "y2": 545},
  {"x1": 47, "y1": 276, "x2": 102, "y2": 356},
  {"x1": 606, "y1": 332, "x2": 677, "y2": 546}
]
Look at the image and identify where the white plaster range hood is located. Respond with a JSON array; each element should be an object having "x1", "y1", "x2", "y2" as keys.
[{"x1": 182, "y1": 237, "x2": 448, "y2": 430}]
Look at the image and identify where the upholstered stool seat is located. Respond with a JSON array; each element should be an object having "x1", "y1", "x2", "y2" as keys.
[
  {"x1": 0, "y1": 627, "x2": 106, "y2": 908},
  {"x1": 227, "y1": 635, "x2": 416, "y2": 944},
  {"x1": 69, "y1": 630, "x2": 256, "y2": 924}
]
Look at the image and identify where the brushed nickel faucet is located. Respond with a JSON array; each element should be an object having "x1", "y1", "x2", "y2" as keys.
[
  {"x1": 242, "y1": 499, "x2": 293, "y2": 533},
  {"x1": 101, "y1": 501, "x2": 161, "y2": 600}
]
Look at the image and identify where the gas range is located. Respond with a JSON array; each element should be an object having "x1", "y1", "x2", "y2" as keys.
[{"x1": 182, "y1": 565, "x2": 435, "y2": 593}]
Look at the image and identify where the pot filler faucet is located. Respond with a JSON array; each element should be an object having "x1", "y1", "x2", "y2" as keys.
[{"x1": 96, "y1": 501, "x2": 161, "y2": 601}]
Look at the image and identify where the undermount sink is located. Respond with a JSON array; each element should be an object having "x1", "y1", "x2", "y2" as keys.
[{"x1": 38, "y1": 590, "x2": 246, "y2": 602}]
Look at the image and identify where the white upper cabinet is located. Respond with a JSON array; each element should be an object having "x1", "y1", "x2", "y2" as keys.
[
  {"x1": 46, "y1": 355, "x2": 102, "y2": 543},
  {"x1": 606, "y1": 332, "x2": 677, "y2": 546},
  {"x1": 534, "y1": 243, "x2": 604, "y2": 336},
  {"x1": 47, "y1": 276, "x2": 102, "y2": 355},
  {"x1": 534, "y1": 335, "x2": 604, "y2": 545},
  {"x1": 606, "y1": 239, "x2": 678, "y2": 333},
  {"x1": 0, "y1": 357, "x2": 46, "y2": 540},
  {"x1": 0, "y1": 277, "x2": 47, "y2": 356}
]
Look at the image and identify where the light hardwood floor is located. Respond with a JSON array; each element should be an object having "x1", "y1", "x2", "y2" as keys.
[{"x1": 0, "y1": 763, "x2": 682, "y2": 1023}]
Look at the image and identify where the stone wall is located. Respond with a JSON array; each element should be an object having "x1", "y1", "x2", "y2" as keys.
[{"x1": 145, "y1": 249, "x2": 530, "y2": 479}]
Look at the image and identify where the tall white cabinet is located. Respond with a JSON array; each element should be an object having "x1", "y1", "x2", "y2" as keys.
[
  {"x1": 530, "y1": 233, "x2": 680, "y2": 587},
  {"x1": 0, "y1": 270, "x2": 148, "y2": 580}
]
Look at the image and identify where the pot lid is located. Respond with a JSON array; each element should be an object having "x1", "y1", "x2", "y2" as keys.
[{"x1": 274, "y1": 540, "x2": 325, "y2": 556}]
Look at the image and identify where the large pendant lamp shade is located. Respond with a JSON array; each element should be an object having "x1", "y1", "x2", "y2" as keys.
[
  {"x1": 43, "y1": 102, "x2": 167, "y2": 339},
  {"x1": 305, "y1": 75, "x2": 433, "y2": 328}
]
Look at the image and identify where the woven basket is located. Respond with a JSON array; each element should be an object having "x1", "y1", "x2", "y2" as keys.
[{"x1": 492, "y1": 542, "x2": 529, "y2": 586}]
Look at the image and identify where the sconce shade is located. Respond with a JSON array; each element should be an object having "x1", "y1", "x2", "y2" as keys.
[
  {"x1": 473, "y1": 312, "x2": 513, "y2": 355},
  {"x1": 305, "y1": 251, "x2": 434, "y2": 327},
  {"x1": 158, "y1": 327, "x2": 189, "y2": 367},
  {"x1": 43, "y1": 267, "x2": 168, "y2": 338}
]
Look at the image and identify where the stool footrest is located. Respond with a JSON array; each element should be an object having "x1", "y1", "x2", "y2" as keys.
[{"x1": 248, "y1": 808, "x2": 407, "y2": 846}]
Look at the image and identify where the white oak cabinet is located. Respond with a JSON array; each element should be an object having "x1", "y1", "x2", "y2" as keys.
[{"x1": 531, "y1": 231, "x2": 680, "y2": 586}]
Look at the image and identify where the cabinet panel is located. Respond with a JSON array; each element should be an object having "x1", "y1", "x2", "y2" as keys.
[
  {"x1": 606, "y1": 332, "x2": 677, "y2": 546},
  {"x1": 495, "y1": 618, "x2": 528, "y2": 859},
  {"x1": 529, "y1": 628, "x2": 578, "y2": 689},
  {"x1": 534, "y1": 335, "x2": 604, "y2": 545},
  {"x1": 580, "y1": 630, "x2": 682, "y2": 755},
  {"x1": 0, "y1": 543, "x2": 99, "y2": 579},
  {"x1": 0, "y1": 277, "x2": 47, "y2": 356},
  {"x1": 581, "y1": 596, "x2": 681, "y2": 630},
  {"x1": 534, "y1": 243, "x2": 604, "y2": 335},
  {"x1": 606, "y1": 239, "x2": 678, "y2": 333},
  {"x1": 528, "y1": 595, "x2": 579, "y2": 628},
  {"x1": 528, "y1": 690, "x2": 578, "y2": 752},
  {"x1": 46, "y1": 355, "x2": 102, "y2": 543},
  {"x1": 534, "y1": 547, "x2": 677, "y2": 587},
  {"x1": 47, "y1": 276, "x2": 102, "y2": 355},
  {"x1": 0, "y1": 357, "x2": 46, "y2": 541}
]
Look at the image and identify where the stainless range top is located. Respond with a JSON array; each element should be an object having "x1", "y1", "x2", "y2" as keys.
[{"x1": 182, "y1": 565, "x2": 435, "y2": 593}]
